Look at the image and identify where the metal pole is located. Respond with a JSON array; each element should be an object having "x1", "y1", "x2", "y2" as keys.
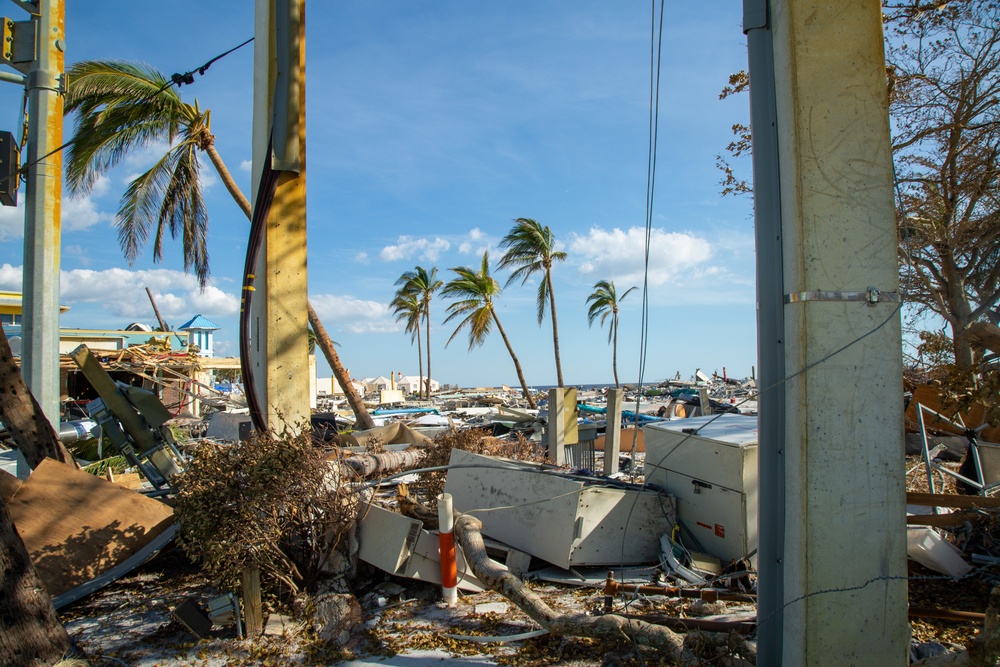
[
  {"x1": 743, "y1": 0, "x2": 786, "y2": 662},
  {"x1": 21, "y1": 0, "x2": 64, "y2": 429}
]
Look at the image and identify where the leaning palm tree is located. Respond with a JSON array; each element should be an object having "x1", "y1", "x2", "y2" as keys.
[
  {"x1": 390, "y1": 290, "x2": 423, "y2": 397},
  {"x1": 64, "y1": 60, "x2": 374, "y2": 429},
  {"x1": 586, "y1": 280, "x2": 637, "y2": 389},
  {"x1": 65, "y1": 60, "x2": 251, "y2": 285},
  {"x1": 442, "y1": 252, "x2": 536, "y2": 408},
  {"x1": 395, "y1": 266, "x2": 442, "y2": 399},
  {"x1": 497, "y1": 218, "x2": 568, "y2": 386}
]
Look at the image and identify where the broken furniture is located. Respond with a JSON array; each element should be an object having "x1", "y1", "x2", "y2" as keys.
[
  {"x1": 71, "y1": 344, "x2": 185, "y2": 489},
  {"x1": 644, "y1": 414, "x2": 758, "y2": 564},
  {"x1": 357, "y1": 504, "x2": 531, "y2": 591},
  {"x1": 444, "y1": 449, "x2": 675, "y2": 569},
  {"x1": 916, "y1": 401, "x2": 1000, "y2": 497}
]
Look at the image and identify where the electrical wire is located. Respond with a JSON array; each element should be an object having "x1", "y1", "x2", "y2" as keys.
[
  {"x1": 240, "y1": 136, "x2": 278, "y2": 431},
  {"x1": 0, "y1": 36, "x2": 254, "y2": 195}
]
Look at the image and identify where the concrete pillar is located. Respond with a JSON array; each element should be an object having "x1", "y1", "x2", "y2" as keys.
[
  {"x1": 546, "y1": 388, "x2": 577, "y2": 465},
  {"x1": 250, "y1": 0, "x2": 309, "y2": 432},
  {"x1": 603, "y1": 388, "x2": 624, "y2": 475},
  {"x1": 770, "y1": 0, "x2": 907, "y2": 662},
  {"x1": 21, "y1": 0, "x2": 64, "y2": 429}
]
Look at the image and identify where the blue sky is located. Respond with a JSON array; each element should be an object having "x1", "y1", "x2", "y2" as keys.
[{"x1": 0, "y1": 2, "x2": 758, "y2": 388}]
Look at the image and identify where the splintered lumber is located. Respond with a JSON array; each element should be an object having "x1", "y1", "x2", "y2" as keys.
[
  {"x1": 5, "y1": 458, "x2": 174, "y2": 599},
  {"x1": 454, "y1": 513, "x2": 695, "y2": 663},
  {"x1": 906, "y1": 492, "x2": 1000, "y2": 510}
]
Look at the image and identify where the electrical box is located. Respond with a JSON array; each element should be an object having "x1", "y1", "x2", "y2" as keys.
[
  {"x1": 1, "y1": 17, "x2": 35, "y2": 74},
  {"x1": 0, "y1": 130, "x2": 19, "y2": 207},
  {"x1": 644, "y1": 414, "x2": 758, "y2": 564}
]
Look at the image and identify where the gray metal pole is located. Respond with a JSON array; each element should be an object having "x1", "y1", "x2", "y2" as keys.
[
  {"x1": 21, "y1": 0, "x2": 64, "y2": 429},
  {"x1": 743, "y1": 0, "x2": 786, "y2": 663}
]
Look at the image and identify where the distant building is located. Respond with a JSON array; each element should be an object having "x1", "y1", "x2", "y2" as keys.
[
  {"x1": 178, "y1": 314, "x2": 220, "y2": 357},
  {"x1": 361, "y1": 376, "x2": 393, "y2": 394},
  {"x1": 397, "y1": 375, "x2": 440, "y2": 394}
]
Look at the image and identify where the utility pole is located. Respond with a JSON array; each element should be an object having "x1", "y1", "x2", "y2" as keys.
[
  {"x1": 747, "y1": 0, "x2": 907, "y2": 663},
  {"x1": 247, "y1": 0, "x2": 309, "y2": 432},
  {"x1": 17, "y1": 0, "x2": 64, "y2": 430}
]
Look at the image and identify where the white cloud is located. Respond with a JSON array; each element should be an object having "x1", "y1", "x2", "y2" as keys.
[
  {"x1": 63, "y1": 192, "x2": 113, "y2": 232},
  {"x1": 569, "y1": 226, "x2": 713, "y2": 287},
  {"x1": 380, "y1": 235, "x2": 451, "y2": 262},
  {"x1": 0, "y1": 201, "x2": 23, "y2": 241},
  {"x1": 240, "y1": 160, "x2": 252, "y2": 172},
  {"x1": 59, "y1": 267, "x2": 239, "y2": 321},
  {"x1": 309, "y1": 293, "x2": 397, "y2": 334},
  {"x1": 458, "y1": 242, "x2": 472, "y2": 254},
  {"x1": 0, "y1": 182, "x2": 114, "y2": 241},
  {"x1": 0, "y1": 263, "x2": 22, "y2": 289},
  {"x1": 355, "y1": 251, "x2": 370, "y2": 264},
  {"x1": 468, "y1": 227, "x2": 484, "y2": 241}
]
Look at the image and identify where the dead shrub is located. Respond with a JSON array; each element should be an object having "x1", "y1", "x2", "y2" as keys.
[
  {"x1": 409, "y1": 428, "x2": 545, "y2": 508},
  {"x1": 174, "y1": 429, "x2": 360, "y2": 597}
]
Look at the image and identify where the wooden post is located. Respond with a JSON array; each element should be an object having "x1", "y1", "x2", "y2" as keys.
[{"x1": 242, "y1": 567, "x2": 263, "y2": 638}]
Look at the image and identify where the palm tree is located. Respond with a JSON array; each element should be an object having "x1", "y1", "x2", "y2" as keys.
[
  {"x1": 586, "y1": 280, "x2": 637, "y2": 389},
  {"x1": 64, "y1": 60, "x2": 375, "y2": 430},
  {"x1": 395, "y1": 267, "x2": 442, "y2": 399},
  {"x1": 442, "y1": 252, "x2": 536, "y2": 408},
  {"x1": 65, "y1": 60, "x2": 252, "y2": 286},
  {"x1": 497, "y1": 217, "x2": 568, "y2": 386},
  {"x1": 390, "y1": 291, "x2": 423, "y2": 397},
  {"x1": 308, "y1": 304, "x2": 375, "y2": 431}
]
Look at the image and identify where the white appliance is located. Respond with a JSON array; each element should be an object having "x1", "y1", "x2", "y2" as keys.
[{"x1": 644, "y1": 414, "x2": 758, "y2": 564}]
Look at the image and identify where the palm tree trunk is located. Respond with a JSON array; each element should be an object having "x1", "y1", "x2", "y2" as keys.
[
  {"x1": 546, "y1": 270, "x2": 564, "y2": 386},
  {"x1": 415, "y1": 323, "x2": 424, "y2": 399},
  {"x1": 0, "y1": 326, "x2": 72, "y2": 468},
  {"x1": 612, "y1": 313, "x2": 620, "y2": 389},
  {"x1": 0, "y1": 329, "x2": 74, "y2": 666},
  {"x1": 424, "y1": 304, "x2": 433, "y2": 400},
  {"x1": 205, "y1": 141, "x2": 252, "y2": 219},
  {"x1": 491, "y1": 309, "x2": 536, "y2": 409},
  {"x1": 307, "y1": 304, "x2": 376, "y2": 431},
  {"x1": 0, "y1": 496, "x2": 73, "y2": 667}
]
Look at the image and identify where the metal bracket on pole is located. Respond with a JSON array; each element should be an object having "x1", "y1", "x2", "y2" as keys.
[{"x1": 784, "y1": 287, "x2": 899, "y2": 305}]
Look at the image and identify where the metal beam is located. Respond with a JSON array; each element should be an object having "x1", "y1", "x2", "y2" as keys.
[{"x1": 21, "y1": 0, "x2": 64, "y2": 429}]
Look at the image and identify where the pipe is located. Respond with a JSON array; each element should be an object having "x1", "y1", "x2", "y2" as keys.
[{"x1": 438, "y1": 493, "x2": 458, "y2": 606}]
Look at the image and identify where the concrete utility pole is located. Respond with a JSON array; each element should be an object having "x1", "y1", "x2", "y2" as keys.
[
  {"x1": 21, "y1": 0, "x2": 65, "y2": 430},
  {"x1": 249, "y1": 0, "x2": 309, "y2": 431},
  {"x1": 747, "y1": 0, "x2": 907, "y2": 664}
]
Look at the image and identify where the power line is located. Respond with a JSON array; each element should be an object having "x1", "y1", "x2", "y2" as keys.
[{"x1": 0, "y1": 36, "x2": 254, "y2": 195}]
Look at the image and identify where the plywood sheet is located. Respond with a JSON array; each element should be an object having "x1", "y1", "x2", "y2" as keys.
[{"x1": 6, "y1": 458, "x2": 174, "y2": 598}]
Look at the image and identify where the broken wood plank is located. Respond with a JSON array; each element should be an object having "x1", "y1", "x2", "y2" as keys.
[
  {"x1": 906, "y1": 492, "x2": 1000, "y2": 509},
  {"x1": 907, "y1": 512, "x2": 985, "y2": 528}
]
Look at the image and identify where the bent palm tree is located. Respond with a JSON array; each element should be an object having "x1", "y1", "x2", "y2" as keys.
[
  {"x1": 65, "y1": 60, "x2": 374, "y2": 429},
  {"x1": 390, "y1": 291, "x2": 423, "y2": 397},
  {"x1": 586, "y1": 280, "x2": 637, "y2": 388},
  {"x1": 395, "y1": 267, "x2": 442, "y2": 399},
  {"x1": 498, "y1": 218, "x2": 568, "y2": 386},
  {"x1": 65, "y1": 60, "x2": 251, "y2": 285},
  {"x1": 442, "y1": 252, "x2": 536, "y2": 408}
]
